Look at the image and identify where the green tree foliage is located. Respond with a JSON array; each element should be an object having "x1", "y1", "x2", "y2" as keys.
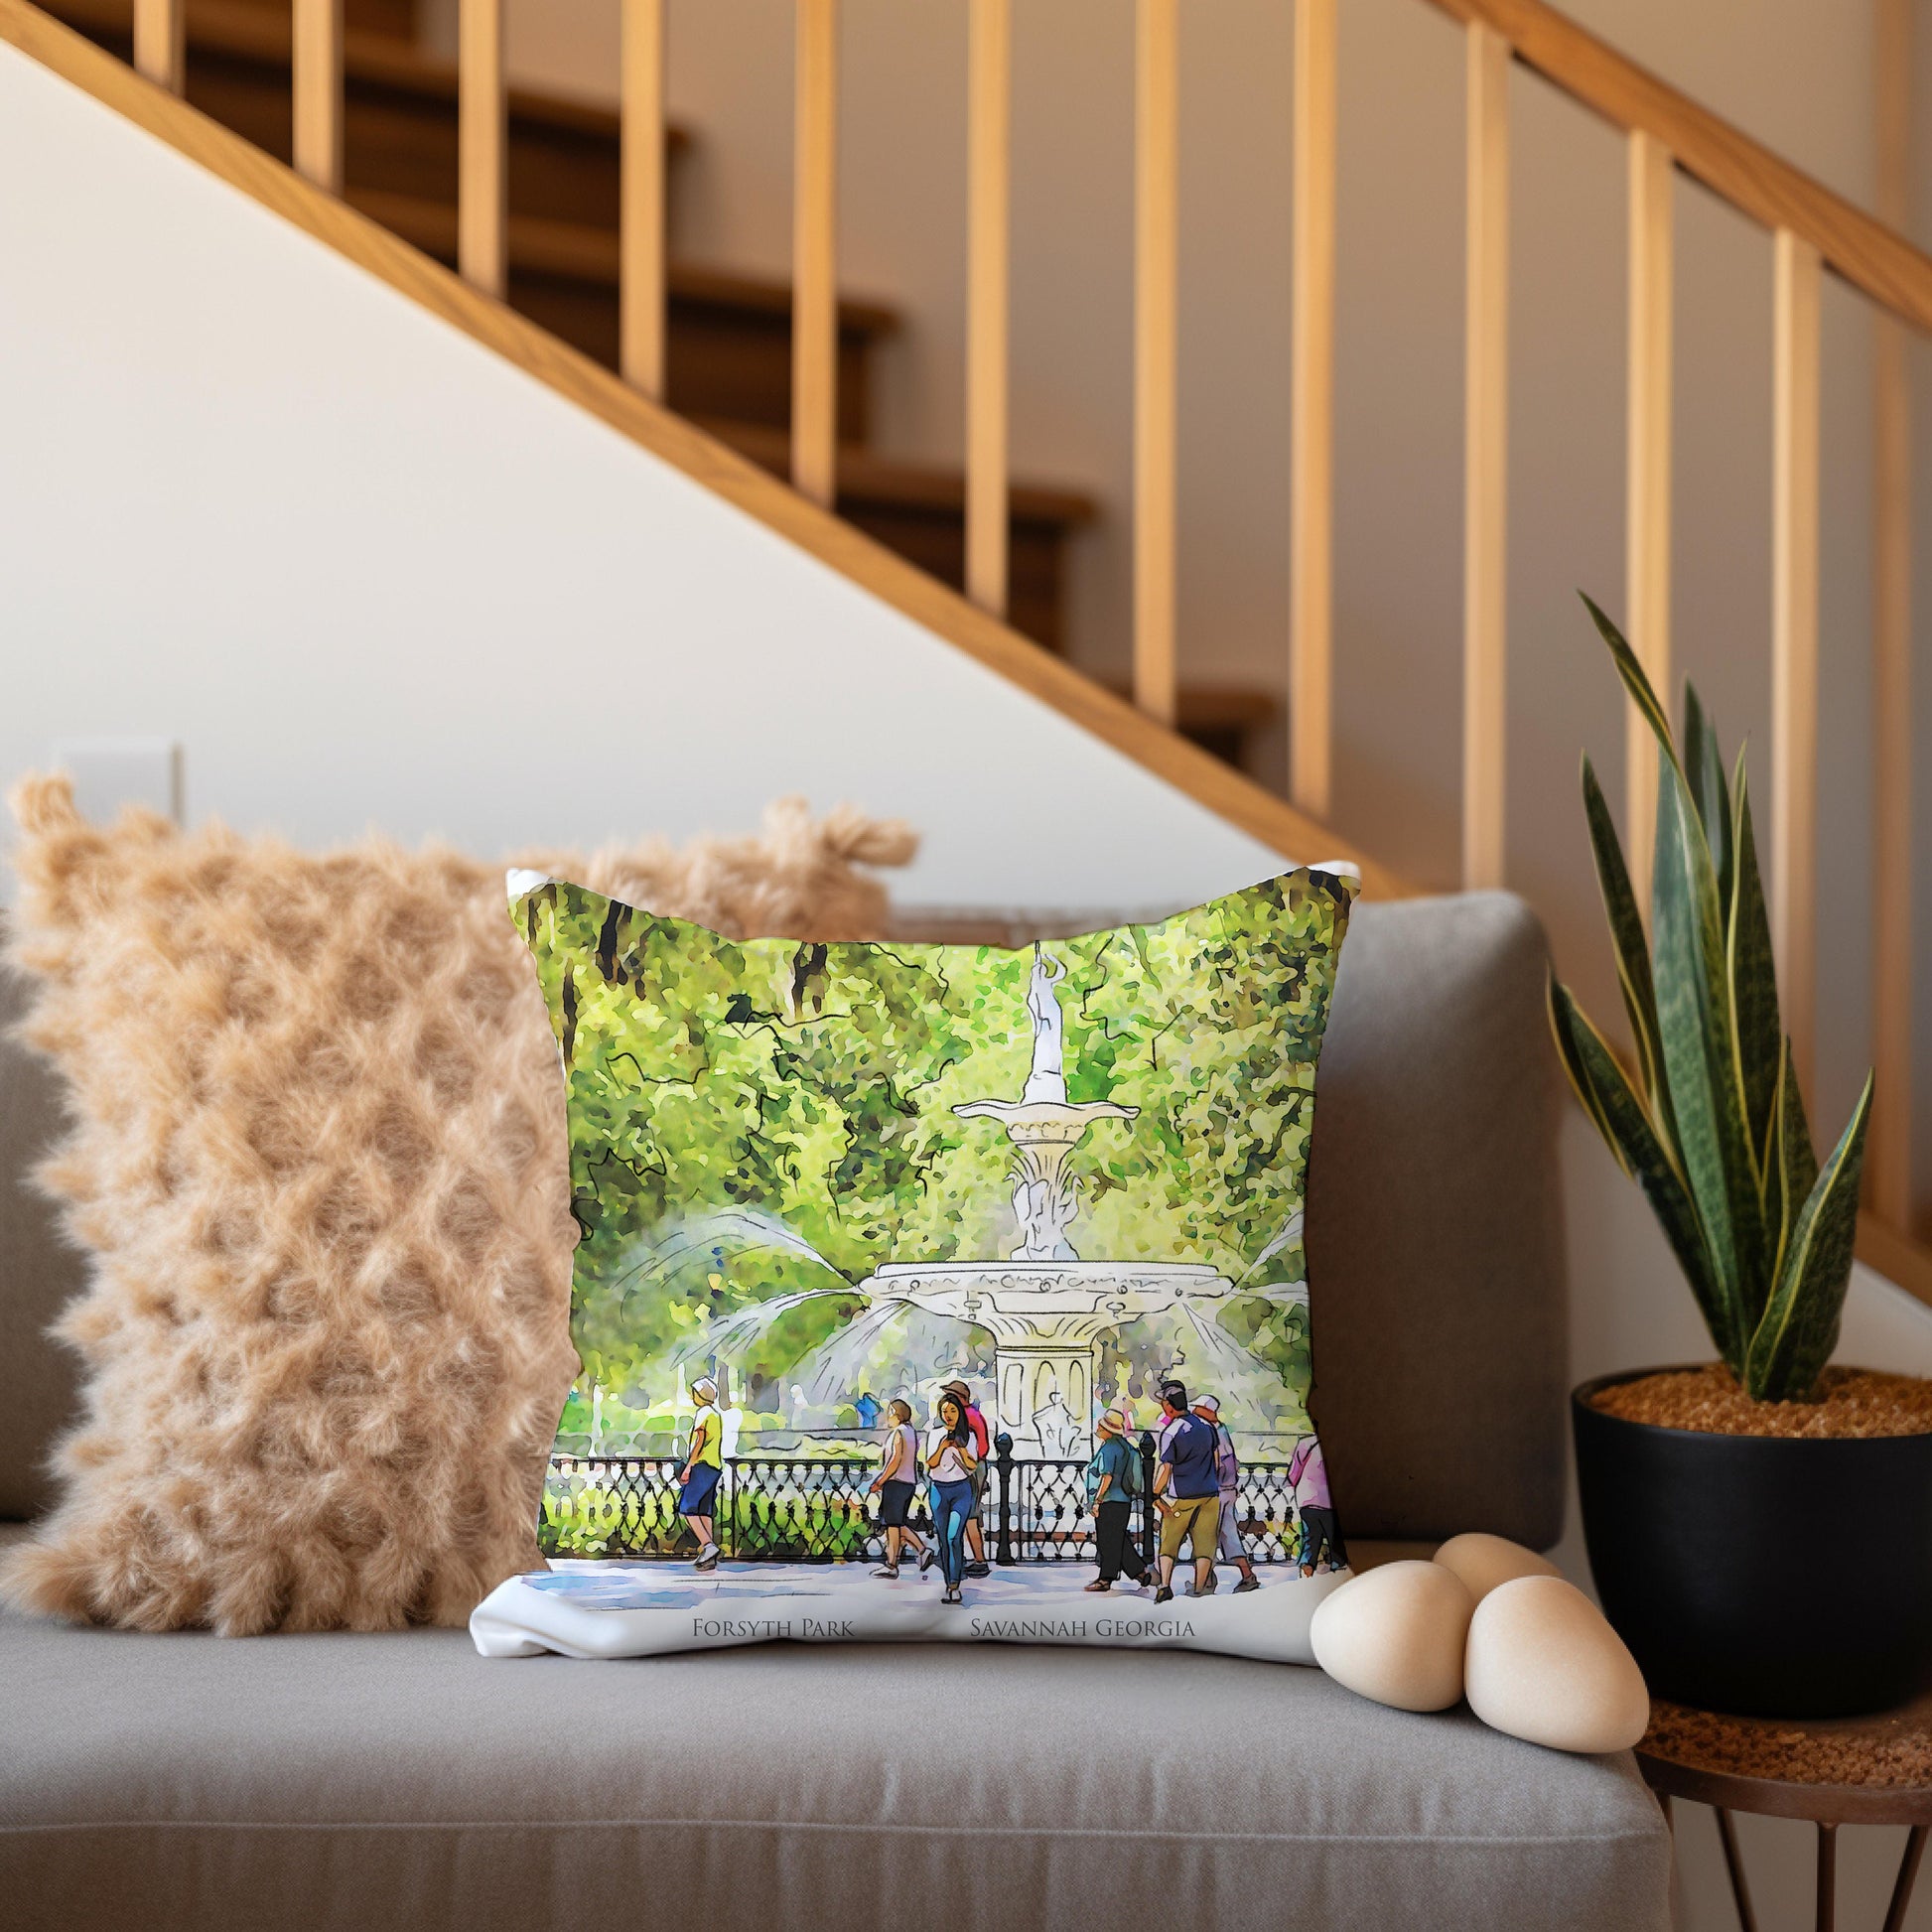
[{"x1": 518, "y1": 873, "x2": 1353, "y2": 1407}]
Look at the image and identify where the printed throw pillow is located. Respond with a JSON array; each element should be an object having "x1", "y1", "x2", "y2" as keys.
[{"x1": 473, "y1": 867, "x2": 1358, "y2": 1664}]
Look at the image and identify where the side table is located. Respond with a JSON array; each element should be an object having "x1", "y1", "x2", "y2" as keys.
[{"x1": 1635, "y1": 1695, "x2": 1932, "y2": 1932}]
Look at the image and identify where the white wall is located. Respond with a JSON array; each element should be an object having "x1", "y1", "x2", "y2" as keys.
[{"x1": 0, "y1": 43, "x2": 1284, "y2": 911}]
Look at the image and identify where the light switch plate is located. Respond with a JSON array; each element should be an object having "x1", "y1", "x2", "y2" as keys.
[{"x1": 50, "y1": 737, "x2": 185, "y2": 826}]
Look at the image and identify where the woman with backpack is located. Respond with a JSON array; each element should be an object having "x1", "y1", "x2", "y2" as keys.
[
  {"x1": 923, "y1": 1390, "x2": 980, "y2": 1604},
  {"x1": 1084, "y1": 1408, "x2": 1150, "y2": 1591}
]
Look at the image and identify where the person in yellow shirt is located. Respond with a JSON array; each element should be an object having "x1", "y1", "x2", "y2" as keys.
[{"x1": 678, "y1": 1376, "x2": 724, "y2": 1572}]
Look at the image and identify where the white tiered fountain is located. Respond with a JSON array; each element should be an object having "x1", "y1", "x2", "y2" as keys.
[{"x1": 858, "y1": 945, "x2": 1240, "y2": 1453}]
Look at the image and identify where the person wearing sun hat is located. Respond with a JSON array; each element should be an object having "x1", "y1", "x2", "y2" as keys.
[{"x1": 1083, "y1": 1406, "x2": 1150, "y2": 1592}]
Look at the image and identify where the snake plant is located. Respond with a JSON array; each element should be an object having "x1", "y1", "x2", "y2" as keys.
[{"x1": 1548, "y1": 597, "x2": 1872, "y2": 1403}]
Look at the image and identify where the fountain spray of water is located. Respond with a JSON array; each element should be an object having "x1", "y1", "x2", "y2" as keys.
[
  {"x1": 664, "y1": 1285, "x2": 857, "y2": 1374},
  {"x1": 612, "y1": 1207, "x2": 854, "y2": 1298},
  {"x1": 789, "y1": 1296, "x2": 915, "y2": 1407}
]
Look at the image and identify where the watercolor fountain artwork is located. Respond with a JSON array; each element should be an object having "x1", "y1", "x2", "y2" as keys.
[
  {"x1": 645, "y1": 942, "x2": 1307, "y2": 1459},
  {"x1": 857, "y1": 947, "x2": 1246, "y2": 1453}
]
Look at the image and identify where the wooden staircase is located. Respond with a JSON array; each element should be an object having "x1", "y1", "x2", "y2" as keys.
[
  {"x1": 8, "y1": 0, "x2": 1932, "y2": 1292},
  {"x1": 39, "y1": 0, "x2": 1273, "y2": 765}
]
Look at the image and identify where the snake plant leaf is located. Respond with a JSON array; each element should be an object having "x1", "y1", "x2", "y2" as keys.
[
  {"x1": 1727, "y1": 760, "x2": 1785, "y2": 1182},
  {"x1": 1547, "y1": 971, "x2": 1621, "y2": 1154},
  {"x1": 1582, "y1": 595, "x2": 1682, "y2": 777},
  {"x1": 1651, "y1": 754, "x2": 1761, "y2": 1355},
  {"x1": 1549, "y1": 975, "x2": 1732, "y2": 1362},
  {"x1": 1767, "y1": 1037, "x2": 1819, "y2": 1282},
  {"x1": 1581, "y1": 755, "x2": 1671, "y2": 1125},
  {"x1": 1743, "y1": 1070, "x2": 1871, "y2": 1401},
  {"x1": 1683, "y1": 684, "x2": 1733, "y2": 913}
]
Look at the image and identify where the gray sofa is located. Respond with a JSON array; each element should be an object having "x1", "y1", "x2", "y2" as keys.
[{"x1": 0, "y1": 892, "x2": 1672, "y2": 1931}]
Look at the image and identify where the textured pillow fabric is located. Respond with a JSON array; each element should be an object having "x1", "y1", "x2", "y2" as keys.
[
  {"x1": 474, "y1": 867, "x2": 1357, "y2": 1664},
  {"x1": 0, "y1": 776, "x2": 913, "y2": 1634}
]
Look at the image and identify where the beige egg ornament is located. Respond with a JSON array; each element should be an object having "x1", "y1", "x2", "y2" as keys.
[
  {"x1": 1310, "y1": 1560, "x2": 1474, "y2": 1712},
  {"x1": 1464, "y1": 1576, "x2": 1650, "y2": 1754},
  {"x1": 1433, "y1": 1531, "x2": 1563, "y2": 1604}
]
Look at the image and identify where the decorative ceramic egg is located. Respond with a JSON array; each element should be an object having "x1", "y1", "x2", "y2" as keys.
[
  {"x1": 1463, "y1": 1576, "x2": 1650, "y2": 1754},
  {"x1": 1310, "y1": 1559, "x2": 1475, "y2": 1712},
  {"x1": 1433, "y1": 1531, "x2": 1563, "y2": 1604}
]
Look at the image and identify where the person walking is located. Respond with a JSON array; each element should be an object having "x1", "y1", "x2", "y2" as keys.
[
  {"x1": 1192, "y1": 1395, "x2": 1259, "y2": 1594},
  {"x1": 1289, "y1": 1432, "x2": 1346, "y2": 1576},
  {"x1": 868, "y1": 1398, "x2": 927, "y2": 1578},
  {"x1": 924, "y1": 1391, "x2": 979, "y2": 1605},
  {"x1": 1083, "y1": 1409, "x2": 1149, "y2": 1592},
  {"x1": 1150, "y1": 1380, "x2": 1219, "y2": 1602},
  {"x1": 940, "y1": 1378, "x2": 993, "y2": 1578},
  {"x1": 677, "y1": 1375, "x2": 724, "y2": 1572}
]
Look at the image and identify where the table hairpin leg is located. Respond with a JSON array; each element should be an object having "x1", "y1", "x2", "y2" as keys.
[
  {"x1": 1815, "y1": 1820, "x2": 1836, "y2": 1932},
  {"x1": 1715, "y1": 1806, "x2": 1758, "y2": 1932},
  {"x1": 1882, "y1": 1823, "x2": 1927, "y2": 1932}
]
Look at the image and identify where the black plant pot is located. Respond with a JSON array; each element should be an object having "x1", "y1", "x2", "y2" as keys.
[{"x1": 1574, "y1": 1367, "x2": 1932, "y2": 1718}]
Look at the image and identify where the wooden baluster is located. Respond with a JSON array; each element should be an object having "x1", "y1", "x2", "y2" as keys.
[
  {"x1": 1625, "y1": 131, "x2": 1673, "y2": 916},
  {"x1": 1870, "y1": 0, "x2": 1913, "y2": 1224},
  {"x1": 1134, "y1": 0, "x2": 1179, "y2": 727},
  {"x1": 1290, "y1": 0, "x2": 1337, "y2": 821},
  {"x1": 792, "y1": 0, "x2": 839, "y2": 508},
  {"x1": 458, "y1": 0, "x2": 506, "y2": 298},
  {"x1": 621, "y1": 0, "x2": 667, "y2": 399},
  {"x1": 1772, "y1": 226, "x2": 1821, "y2": 1098},
  {"x1": 292, "y1": 0, "x2": 344, "y2": 195},
  {"x1": 965, "y1": 0, "x2": 1011, "y2": 618},
  {"x1": 1463, "y1": 23, "x2": 1509, "y2": 891},
  {"x1": 133, "y1": 0, "x2": 183, "y2": 92}
]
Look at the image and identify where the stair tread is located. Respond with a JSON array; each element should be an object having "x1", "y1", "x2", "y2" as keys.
[
  {"x1": 46, "y1": 0, "x2": 686, "y2": 145},
  {"x1": 347, "y1": 188, "x2": 900, "y2": 338},
  {"x1": 698, "y1": 418, "x2": 1096, "y2": 527}
]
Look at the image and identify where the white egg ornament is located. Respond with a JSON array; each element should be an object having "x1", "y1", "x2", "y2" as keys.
[
  {"x1": 1463, "y1": 1575, "x2": 1650, "y2": 1754},
  {"x1": 1310, "y1": 1560, "x2": 1475, "y2": 1712},
  {"x1": 1433, "y1": 1531, "x2": 1563, "y2": 1604}
]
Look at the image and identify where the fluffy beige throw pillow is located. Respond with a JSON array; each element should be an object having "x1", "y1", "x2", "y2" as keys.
[{"x1": 2, "y1": 777, "x2": 913, "y2": 1634}]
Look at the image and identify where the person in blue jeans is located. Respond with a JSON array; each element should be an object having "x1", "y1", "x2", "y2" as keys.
[{"x1": 923, "y1": 1391, "x2": 980, "y2": 1605}]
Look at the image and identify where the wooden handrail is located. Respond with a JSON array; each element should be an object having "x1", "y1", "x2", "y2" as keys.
[
  {"x1": 0, "y1": 0, "x2": 1413, "y2": 907},
  {"x1": 1419, "y1": 0, "x2": 1932, "y2": 338}
]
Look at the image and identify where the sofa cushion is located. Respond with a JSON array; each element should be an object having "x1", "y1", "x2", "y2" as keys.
[
  {"x1": 0, "y1": 1536, "x2": 1669, "y2": 1932},
  {"x1": 1305, "y1": 891, "x2": 1567, "y2": 1544}
]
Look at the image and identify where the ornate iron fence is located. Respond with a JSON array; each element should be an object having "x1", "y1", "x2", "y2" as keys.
[{"x1": 543, "y1": 1441, "x2": 1314, "y2": 1566}]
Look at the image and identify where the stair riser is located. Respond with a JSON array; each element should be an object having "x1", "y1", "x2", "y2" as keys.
[
  {"x1": 70, "y1": 25, "x2": 629, "y2": 227},
  {"x1": 510, "y1": 275, "x2": 875, "y2": 446}
]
